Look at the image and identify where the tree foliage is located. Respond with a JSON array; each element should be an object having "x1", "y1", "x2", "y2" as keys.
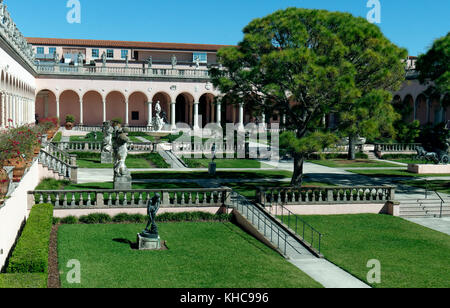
[
  {"x1": 416, "y1": 32, "x2": 450, "y2": 97},
  {"x1": 210, "y1": 8, "x2": 407, "y2": 185}
]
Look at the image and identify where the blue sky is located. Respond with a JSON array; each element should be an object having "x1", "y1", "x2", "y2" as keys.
[{"x1": 6, "y1": 0, "x2": 450, "y2": 56}]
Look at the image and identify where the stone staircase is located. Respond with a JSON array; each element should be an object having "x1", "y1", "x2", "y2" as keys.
[
  {"x1": 399, "y1": 198, "x2": 450, "y2": 218},
  {"x1": 229, "y1": 192, "x2": 370, "y2": 288}
]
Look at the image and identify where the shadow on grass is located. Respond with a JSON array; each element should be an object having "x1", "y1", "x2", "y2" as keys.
[{"x1": 113, "y1": 238, "x2": 138, "y2": 250}]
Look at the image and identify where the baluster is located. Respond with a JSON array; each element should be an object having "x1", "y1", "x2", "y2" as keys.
[{"x1": 55, "y1": 194, "x2": 60, "y2": 207}]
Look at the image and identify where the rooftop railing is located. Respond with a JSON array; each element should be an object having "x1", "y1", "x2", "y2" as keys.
[{"x1": 35, "y1": 64, "x2": 211, "y2": 79}]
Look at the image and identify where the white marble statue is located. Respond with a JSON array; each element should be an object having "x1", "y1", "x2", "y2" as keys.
[{"x1": 152, "y1": 101, "x2": 166, "y2": 132}]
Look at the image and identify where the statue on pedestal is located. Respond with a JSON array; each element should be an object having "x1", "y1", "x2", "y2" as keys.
[
  {"x1": 101, "y1": 51, "x2": 107, "y2": 67},
  {"x1": 147, "y1": 56, "x2": 152, "y2": 69},
  {"x1": 112, "y1": 125, "x2": 131, "y2": 189},
  {"x1": 101, "y1": 121, "x2": 114, "y2": 163},
  {"x1": 171, "y1": 54, "x2": 177, "y2": 69},
  {"x1": 141, "y1": 193, "x2": 161, "y2": 238}
]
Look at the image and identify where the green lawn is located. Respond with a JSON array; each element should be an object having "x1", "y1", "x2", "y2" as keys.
[
  {"x1": 57, "y1": 222, "x2": 322, "y2": 288},
  {"x1": 70, "y1": 132, "x2": 104, "y2": 142},
  {"x1": 399, "y1": 180, "x2": 450, "y2": 194},
  {"x1": 183, "y1": 157, "x2": 273, "y2": 169},
  {"x1": 309, "y1": 159, "x2": 400, "y2": 168},
  {"x1": 285, "y1": 214, "x2": 450, "y2": 288},
  {"x1": 131, "y1": 170, "x2": 293, "y2": 180},
  {"x1": 72, "y1": 152, "x2": 169, "y2": 169},
  {"x1": 347, "y1": 169, "x2": 450, "y2": 177}
]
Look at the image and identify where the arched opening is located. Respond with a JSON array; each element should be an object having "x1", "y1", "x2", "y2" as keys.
[
  {"x1": 415, "y1": 94, "x2": 428, "y2": 125},
  {"x1": 430, "y1": 95, "x2": 443, "y2": 124},
  {"x1": 35, "y1": 90, "x2": 57, "y2": 123},
  {"x1": 152, "y1": 92, "x2": 171, "y2": 124},
  {"x1": 443, "y1": 94, "x2": 450, "y2": 125},
  {"x1": 199, "y1": 93, "x2": 215, "y2": 127},
  {"x1": 106, "y1": 91, "x2": 126, "y2": 124},
  {"x1": 83, "y1": 91, "x2": 103, "y2": 126},
  {"x1": 60, "y1": 90, "x2": 81, "y2": 125},
  {"x1": 175, "y1": 93, "x2": 194, "y2": 125},
  {"x1": 402, "y1": 95, "x2": 414, "y2": 122},
  {"x1": 128, "y1": 92, "x2": 149, "y2": 126}
]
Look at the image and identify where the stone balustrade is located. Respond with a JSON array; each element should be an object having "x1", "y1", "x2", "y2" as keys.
[
  {"x1": 374, "y1": 143, "x2": 421, "y2": 153},
  {"x1": 257, "y1": 186, "x2": 395, "y2": 205},
  {"x1": 172, "y1": 141, "x2": 236, "y2": 153},
  {"x1": 36, "y1": 65, "x2": 211, "y2": 79},
  {"x1": 38, "y1": 149, "x2": 77, "y2": 183},
  {"x1": 53, "y1": 141, "x2": 156, "y2": 153},
  {"x1": 29, "y1": 187, "x2": 233, "y2": 209}
]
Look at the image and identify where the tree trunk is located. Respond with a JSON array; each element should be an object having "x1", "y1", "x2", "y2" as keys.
[
  {"x1": 348, "y1": 134, "x2": 356, "y2": 160},
  {"x1": 291, "y1": 152, "x2": 304, "y2": 187}
]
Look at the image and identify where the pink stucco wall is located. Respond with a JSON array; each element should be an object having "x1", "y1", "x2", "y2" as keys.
[
  {"x1": 83, "y1": 91, "x2": 103, "y2": 125},
  {"x1": 128, "y1": 92, "x2": 148, "y2": 126},
  {"x1": 106, "y1": 91, "x2": 126, "y2": 123},
  {"x1": 60, "y1": 90, "x2": 80, "y2": 125}
]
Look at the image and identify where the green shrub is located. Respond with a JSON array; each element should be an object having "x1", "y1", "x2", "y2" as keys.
[
  {"x1": 79, "y1": 213, "x2": 112, "y2": 224},
  {"x1": 381, "y1": 154, "x2": 416, "y2": 160},
  {"x1": 7, "y1": 204, "x2": 53, "y2": 274},
  {"x1": 60, "y1": 216, "x2": 78, "y2": 224},
  {"x1": 52, "y1": 217, "x2": 61, "y2": 225},
  {"x1": 0, "y1": 273, "x2": 47, "y2": 288}
]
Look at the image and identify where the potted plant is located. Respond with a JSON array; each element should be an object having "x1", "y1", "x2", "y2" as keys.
[{"x1": 65, "y1": 114, "x2": 76, "y2": 130}]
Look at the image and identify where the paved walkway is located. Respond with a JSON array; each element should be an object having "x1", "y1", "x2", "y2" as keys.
[
  {"x1": 233, "y1": 194, "x2": 370, "y2": 288},
  {"x1": 405, "y1": 217, "x2": 450, "y2": 235}
]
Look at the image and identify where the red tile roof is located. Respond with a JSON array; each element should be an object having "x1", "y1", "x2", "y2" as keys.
[{"x1": 25, "y1": 37, "x2": 233, "y2": 52}]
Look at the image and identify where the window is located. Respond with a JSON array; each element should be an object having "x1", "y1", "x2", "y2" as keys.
[
  {"x1": 121, "y1": 50, "x2": 129, "y2": 59},
  {"x1": 49, "y1": 47, "x2": 56, "y2": 55},
  {"x1": 193, "y1": 52, "x2": 207, "y2": 63},
  {"x1": 92, "y1": 49, "x2": 99, "y2": 58},
  {"x1": 36, "y1": 47, "x2": 44, "y2": 54},
  {"x1": 107, "y1": 49, "x2": 114, "y2": 58},
  {"x1": 131, "y1": 111, "x2": 139, "y2": 121}
]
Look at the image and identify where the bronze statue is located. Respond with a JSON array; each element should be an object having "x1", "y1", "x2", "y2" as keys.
[{"x1": 141, "y1": 193, "x2": 161, "y2": 238}]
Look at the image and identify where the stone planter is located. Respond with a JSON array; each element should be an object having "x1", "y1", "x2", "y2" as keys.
[
  {"x1": 0, "y1": 169, "x2": 10, "y2": 202},
  {"x1": 65, "y1": 122, "x2": 74, "y2": 130},
  {"x1": 5, "y1": 157, "x2": 26, "y2": 182}
]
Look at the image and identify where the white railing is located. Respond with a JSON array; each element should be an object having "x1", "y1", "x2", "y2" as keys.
[
  {"x1": 35, "y1": 65, "x2": 211, "y2": 79},
  {"x1": 29, "y1": 187, "x2": 233, "y2": 209}
]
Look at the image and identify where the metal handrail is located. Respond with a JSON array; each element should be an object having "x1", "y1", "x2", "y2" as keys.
[
  {"x1": 230, "y1": 192, "x2": 313, "y2": 257},
  {"x1": 270, "y1": 202, "x2": 322, "y2": 255}
]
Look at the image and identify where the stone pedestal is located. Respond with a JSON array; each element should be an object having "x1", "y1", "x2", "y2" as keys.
[
  {"x1": 137, "y1": 234, "x2": 161, "y2": 250},
  {"x1": 408, "y1": 164, "x2": 450, "y2": 174},
  {"x1": 101, "y1": 152, "x2": 113, "y2": 164},
  {"x1": 209, "y1": 162, "x2": 216, "y2": 176},
  {"x1": 114, "y1": 173, "x2": 132, "y2": 190}
]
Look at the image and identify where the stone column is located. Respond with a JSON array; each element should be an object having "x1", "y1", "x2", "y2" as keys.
[
  {"x1": 171, "y1": 101, "x2": 176, "y2": 130},
  {"x1": 56, "y1": 97, "x2": 60, "y2": 120},
  {"x1": 0, "y1": 93, "x2": 4, "y2": 128},
  {"x1": 147, "y1": 102, "x2": 153, "y2": 127},
  {"x1": 102, "y1": 97, "x2": 106, "y2": 122},
  {"x1": 12, "y1": 95, "x2": 16, "y2": 127},
  {"x1": 124, "y1": 98, "x2": 129, "y2": 126},
  {"x1": 193, "y1": 101, "x2": 200, "y2": 130},
  {"x1": 79, "y1": 98, "x2": 84, "y2": 125},
  {"x1": 216, "y1": 103, "x2": 222, "y2": 127},
  {"x1": 238, "y1": 103, "x2": 244, "y2": 131}
]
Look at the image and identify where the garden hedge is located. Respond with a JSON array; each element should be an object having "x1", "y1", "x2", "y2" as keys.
[{"x1": 6, "y1": 203, "x2": 53, "y2": 274}]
